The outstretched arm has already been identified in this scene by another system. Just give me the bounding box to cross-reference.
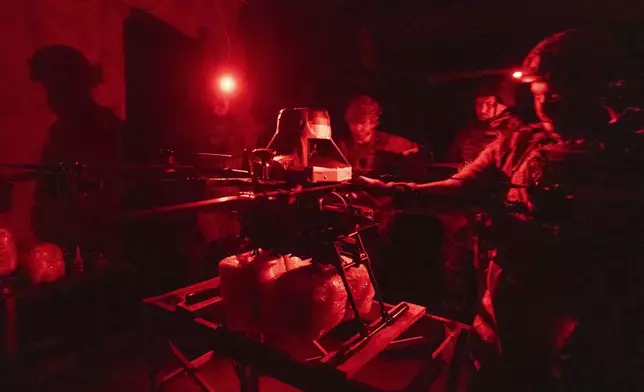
[357,135,502,196]
[357,176,463,195]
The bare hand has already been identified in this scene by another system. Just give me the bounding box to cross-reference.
[356,176,389,188]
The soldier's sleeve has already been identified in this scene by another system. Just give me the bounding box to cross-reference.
[451,133,506,183]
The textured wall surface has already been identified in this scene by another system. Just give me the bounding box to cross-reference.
[0,0,244,246]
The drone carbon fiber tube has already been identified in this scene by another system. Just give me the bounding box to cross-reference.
[129,182,351,218]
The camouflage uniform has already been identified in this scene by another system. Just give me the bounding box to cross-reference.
[441,108,522,315]
[462,124,644,391]
[446,109,523,164]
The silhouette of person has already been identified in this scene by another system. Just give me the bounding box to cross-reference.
[29,45,124,260]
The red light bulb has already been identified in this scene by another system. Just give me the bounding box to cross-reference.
[218,75,236,94]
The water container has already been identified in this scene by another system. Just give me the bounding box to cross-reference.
[219,250,286,333]
[219,250,259,332]
[0,228,17,276]
[255,251,287,331]
[255,251,287,283]
[24,243,65,284]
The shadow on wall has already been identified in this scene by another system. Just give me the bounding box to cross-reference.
[29,45,124,257]
[124,9,221,163]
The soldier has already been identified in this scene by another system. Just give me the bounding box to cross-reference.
[360,29,643,391]
[338,95,419,174]
[442,79,523,318]
[445,79,523,164]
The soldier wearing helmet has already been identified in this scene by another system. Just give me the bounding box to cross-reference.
[338,94,419,173]
[360,29,643,391]
[30,45,124,261]
[446,78,523,164]
[29,45,123,166]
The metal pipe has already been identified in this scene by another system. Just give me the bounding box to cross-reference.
[197,153,233,158]
[129,182,349,218]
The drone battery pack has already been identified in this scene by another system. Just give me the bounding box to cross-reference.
[308,166,352,183]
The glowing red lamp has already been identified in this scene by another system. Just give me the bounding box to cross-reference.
[218,74,237,94]
[512,71,523,79]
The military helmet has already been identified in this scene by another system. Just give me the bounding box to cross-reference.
[515,29,616,91]
[29,45,102,88]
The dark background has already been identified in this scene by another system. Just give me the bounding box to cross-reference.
[1,0,644,245]
[235,0,644,155]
